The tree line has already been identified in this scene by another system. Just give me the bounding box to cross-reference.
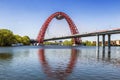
[0,29,30,46]
[43,40,96,46]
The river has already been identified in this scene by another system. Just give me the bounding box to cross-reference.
[0,46,120,80]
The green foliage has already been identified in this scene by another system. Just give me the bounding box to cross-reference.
[0,29,30,46]
[85,41,92,46]
[62,40,72,46]
[14,35,30,45]
[43,42,51,45]
[22,36,30,45]
[43,39,74,46]
[82,41,96,46]
[43,41,59,45]
[14,35,23,43]
[0,29,15,46]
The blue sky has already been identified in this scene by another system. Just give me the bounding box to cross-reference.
[0,0,120,41]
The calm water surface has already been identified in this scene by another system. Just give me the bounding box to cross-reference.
[0,46,120,80]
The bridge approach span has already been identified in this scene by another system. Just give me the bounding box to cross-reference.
[44,28,120,41]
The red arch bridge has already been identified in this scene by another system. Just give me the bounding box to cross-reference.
[35,12,120,47]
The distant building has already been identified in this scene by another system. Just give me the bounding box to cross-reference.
[116,40,120,46]
[91,40,120,46]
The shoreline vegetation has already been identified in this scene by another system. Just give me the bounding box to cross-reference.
[34,39,96,46]
[0,29,120,47]
[0,29,30,47]
[43,40,120,46]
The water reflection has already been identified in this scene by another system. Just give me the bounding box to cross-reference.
[97,47,111,60]
[96,47,120,67]
[38,48,79,80]
[0,53,13,60]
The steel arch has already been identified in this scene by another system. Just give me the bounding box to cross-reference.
[37,12,81,44]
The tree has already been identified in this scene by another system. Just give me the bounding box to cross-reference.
[82,40,96,46]
[0,29,15,46]
[0,29,30,46]
[14,35,30,45]
[14,35,23,43]
[62,40,72,46]
[22,36,30,45]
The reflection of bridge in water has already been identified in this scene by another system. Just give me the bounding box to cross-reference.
[37,47,120,80]
[38,49,79,80]
[96,47,120,67]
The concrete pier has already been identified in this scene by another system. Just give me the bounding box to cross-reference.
[102,35,105,47]
[108,34,111,53]
[97,35,100,47]
[96,34,111,52]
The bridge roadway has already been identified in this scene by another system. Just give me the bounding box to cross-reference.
[44,28,120,52]
[44,28,120,41]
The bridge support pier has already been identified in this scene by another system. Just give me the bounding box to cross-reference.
[96,35,100,51]
[97,35,100,46]
[108,34,111,53]
[102,34,105,57]
[102,35,105,47]
[96,34,111,53]
[102,35,105,52]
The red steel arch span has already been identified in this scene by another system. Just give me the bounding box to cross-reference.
[37,12,81,44]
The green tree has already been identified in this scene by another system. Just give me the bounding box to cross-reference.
[14,35,30,45]
[22,36,30,45]
[14,35,23,43]
[43,41,51,45]
[0,29,15,46]
[0,29,31,46]
[62,40,72,46]
[82,41,95,46]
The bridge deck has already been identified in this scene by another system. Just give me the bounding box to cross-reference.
[44,28,120,41]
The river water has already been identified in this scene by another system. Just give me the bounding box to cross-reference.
[0,46,120,80]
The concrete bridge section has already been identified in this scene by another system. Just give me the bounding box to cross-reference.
[44,28,120,52]
[44,28,120,41]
